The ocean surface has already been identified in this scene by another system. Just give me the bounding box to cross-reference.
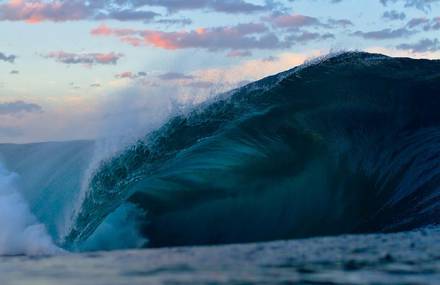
[1,228,439,285]
[0,52,439,284]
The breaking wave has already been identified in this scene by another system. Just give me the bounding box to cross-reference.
[1,52,439,252]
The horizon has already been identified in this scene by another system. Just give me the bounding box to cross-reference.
[1,0,440,143]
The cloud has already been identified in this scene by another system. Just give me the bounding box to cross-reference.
[43,51,123,66]
[327,18,354,28]
[301,0,439,12]
[287,31,335,43]
[0,52,16,63]
[155,18,193,26]
[265,13,323,29]
[91,23,290,51]
[0,0,160,23]
[0,0,278,24]
[9,70,19,75]
[0,101,43,116]
[380,0,440,12]
[406,17,440,30]
[262,56,279,62]
[406,17,430,28]
[115,71,147,80]
[158,72,194,80]
[383,10,406,21]
[264,12,353,31]
[96,9,159,22]
[139,0,273,14]
[353,28,413,40]
[397,38,440,52]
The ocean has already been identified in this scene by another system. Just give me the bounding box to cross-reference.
[0,52,439,284]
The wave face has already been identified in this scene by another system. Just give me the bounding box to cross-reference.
[15,52,440,250]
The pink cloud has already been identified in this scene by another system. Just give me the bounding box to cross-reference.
[91,23,289,51]
[0,0,158,23]
[0,0,90,23]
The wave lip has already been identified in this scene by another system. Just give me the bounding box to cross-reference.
[65,52,440,249]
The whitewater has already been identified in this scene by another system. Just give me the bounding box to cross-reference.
[0,52,439,284]
[0,163,59,256]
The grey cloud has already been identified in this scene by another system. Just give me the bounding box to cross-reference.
[353,27,413,40]
[265,12,352,31]
[96,9,159,22]
[380,0,440,11]
[262,56,279,62]
[0,0,161,22]
[297,0,439,12]
[383,10,406,21]
[158,72,195,80]
[327,18,353,28]
[155,18,193,26]
[265,13,323,29]
[115,71,147,79]
[397,38,440,52]
[140,0,274,14]
[44,51,123,65]
[406,17,440,30]
[0,101,43,116]
[227,50,253,57]
[407,17,430,28]
[0,52,16,63]
[287,31,335,43]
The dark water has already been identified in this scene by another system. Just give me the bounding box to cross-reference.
[1,228,439,285]
[67,52,440,250]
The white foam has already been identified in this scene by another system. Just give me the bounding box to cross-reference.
[0,163,60,256]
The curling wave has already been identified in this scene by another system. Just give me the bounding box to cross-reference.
[2,52,440,251]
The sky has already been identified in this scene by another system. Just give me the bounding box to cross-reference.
[0,0,439,143]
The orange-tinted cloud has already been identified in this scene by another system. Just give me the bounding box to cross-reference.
[91,23,290,51]
[0,0,158,23]
[0,0,89,23]
[0,0,272,24]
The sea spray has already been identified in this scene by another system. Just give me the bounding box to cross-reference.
[0,163,60,256]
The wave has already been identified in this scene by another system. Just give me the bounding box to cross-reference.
[1,52,440,252]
